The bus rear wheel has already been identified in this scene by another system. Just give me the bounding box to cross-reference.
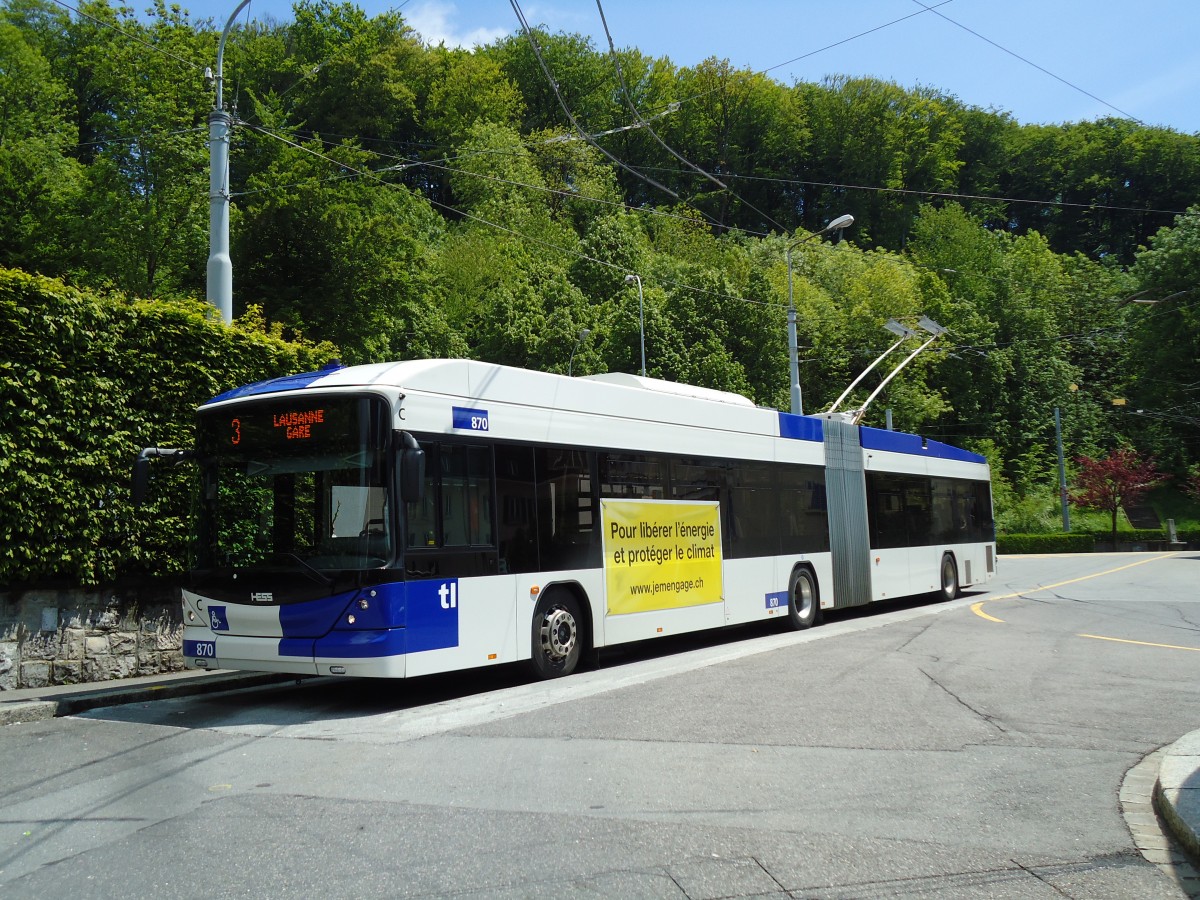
[938,553,959,602]
[530,592,583,679]
[787,568,819,630]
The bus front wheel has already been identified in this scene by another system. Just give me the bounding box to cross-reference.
[938,553,959,602]
[530,592,583,679]
[787,568,819,630]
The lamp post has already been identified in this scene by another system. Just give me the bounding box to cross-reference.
[568,328,591,376]
[786,214,854,414]
[206,0,253,324]
[624,273,646,377]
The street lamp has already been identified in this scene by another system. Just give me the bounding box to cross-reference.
[206,0,253,324]
[624,273,646,377]
[786,214,854,414]
[568,328,591,376]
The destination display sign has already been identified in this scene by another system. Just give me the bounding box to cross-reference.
[199,395,385,459]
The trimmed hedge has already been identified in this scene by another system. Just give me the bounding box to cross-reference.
[999,529,1200,554]
[1078,528,1171,543]
[997,533,1096,554]
[0,268,334,587]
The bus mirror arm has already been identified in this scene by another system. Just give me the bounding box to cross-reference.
[132,447,195,506]
[396,431,425,502]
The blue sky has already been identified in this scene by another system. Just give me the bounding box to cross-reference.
[186,0,1200,134]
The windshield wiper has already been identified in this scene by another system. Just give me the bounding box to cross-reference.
[274,552,333,586]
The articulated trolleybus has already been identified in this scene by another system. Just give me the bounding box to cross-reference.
[143,359,995,680]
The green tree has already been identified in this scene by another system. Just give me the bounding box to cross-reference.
[57,0,213,297]
[0,15,84,274]
[1125,209,1200,468]
[424,46,524,148]
[1070,449,1164,547]
[234,137,463,363]
[799,77,963,249]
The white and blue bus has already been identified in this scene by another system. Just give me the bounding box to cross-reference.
[138,359,995,680]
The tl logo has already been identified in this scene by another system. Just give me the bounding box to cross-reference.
[438,582,458,609]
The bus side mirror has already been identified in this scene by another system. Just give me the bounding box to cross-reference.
[397,431,425,502]
[132,447,194,506]
[132,452,151,506]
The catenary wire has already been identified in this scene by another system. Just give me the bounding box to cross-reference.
[243,122,782,311]
[594,0,790,234]
[47,0,204,72]
[507,0,693,216]
[908,0,1144,124]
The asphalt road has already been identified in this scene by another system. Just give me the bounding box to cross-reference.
[3,552,1200,898]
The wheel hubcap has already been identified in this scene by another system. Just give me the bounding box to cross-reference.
[540,606,577,660]
[794,578,813,618]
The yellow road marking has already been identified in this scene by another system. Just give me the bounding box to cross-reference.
[972,552,1177,624]
[971,602,1005,623]
[1079,634,1200,653]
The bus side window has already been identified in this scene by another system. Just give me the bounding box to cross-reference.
[495,444,538,573]
[778,464,830,554]
[536,447,596,569]
[441,444,494,547]
[728,461,777,558]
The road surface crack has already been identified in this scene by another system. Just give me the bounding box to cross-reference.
[919,667,1009,735]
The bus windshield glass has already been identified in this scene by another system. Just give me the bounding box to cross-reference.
[193,394,392,574]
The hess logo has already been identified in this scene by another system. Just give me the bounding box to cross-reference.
[438,582,458,609]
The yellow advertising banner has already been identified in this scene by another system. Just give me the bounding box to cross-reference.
[602,499,724,615]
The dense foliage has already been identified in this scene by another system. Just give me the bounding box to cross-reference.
[1,0,1198,583]
[0,268,333,585]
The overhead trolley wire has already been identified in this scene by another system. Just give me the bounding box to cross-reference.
[633,166,1198,219]
[594,0,790,234]
[507,0,692,215]
[908,0,1144,125]
[244,121,782,312]
[47,0,205,73]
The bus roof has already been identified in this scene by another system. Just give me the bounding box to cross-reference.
[203,358,985,464]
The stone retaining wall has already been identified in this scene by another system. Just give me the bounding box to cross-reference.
[0,584,183,691]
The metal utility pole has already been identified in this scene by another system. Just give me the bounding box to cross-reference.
[786,214,853,414]
[207,0,252,324]
[1056,407,1071,531]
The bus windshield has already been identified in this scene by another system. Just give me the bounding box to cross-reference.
[193,394,392,575]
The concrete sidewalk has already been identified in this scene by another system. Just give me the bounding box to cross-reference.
[1158,731,1200,866]
[0,668,292,726]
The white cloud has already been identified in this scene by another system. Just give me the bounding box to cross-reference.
[405,1,509,50]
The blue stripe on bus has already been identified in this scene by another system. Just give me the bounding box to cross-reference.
[279,638,313,658]
[403,578,460,653]
[315,628,407,659]
[778,413,824,442]
[860,427,986,464]
[183,639,216,658]
[765,591,788,610]
[279,593,357,638]
[272,578,457,660]
[203,368,333,404]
